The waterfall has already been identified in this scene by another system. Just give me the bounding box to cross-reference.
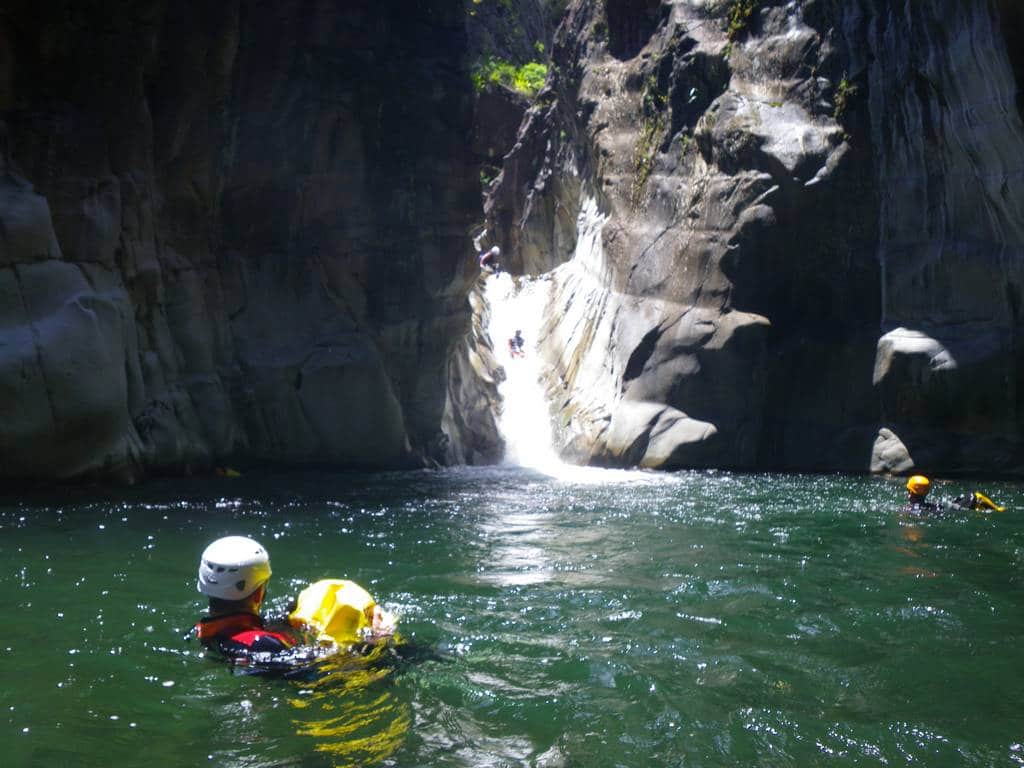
[480,189,672,483]
[485,270,615,483]
[483,272,561,471]
[481,211,663,483]
[482,272,672,485]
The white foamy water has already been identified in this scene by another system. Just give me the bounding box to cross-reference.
[483,271,664,486]
[484,272,560,470]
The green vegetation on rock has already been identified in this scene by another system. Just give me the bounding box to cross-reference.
[631,114,665,209]
[643,74,667,111]
[631,60,670,209]
[472,57,549,97]
[727,0,758,41]
[833,73,858,120]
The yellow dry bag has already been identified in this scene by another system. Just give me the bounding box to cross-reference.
[972,491,1006,512]
[289,579,376,645]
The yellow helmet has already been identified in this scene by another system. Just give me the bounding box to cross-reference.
[906,475,930,496]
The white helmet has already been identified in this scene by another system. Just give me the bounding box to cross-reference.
[490,245,500,255]
[197,536,271,600]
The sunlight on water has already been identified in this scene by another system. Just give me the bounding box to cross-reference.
[1,469,1022,767]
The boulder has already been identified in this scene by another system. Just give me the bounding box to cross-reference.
[870,428,915,474]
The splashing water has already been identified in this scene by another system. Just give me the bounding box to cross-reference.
[481,194,656,484]
[484,272,560,470]
[483,271,656,485]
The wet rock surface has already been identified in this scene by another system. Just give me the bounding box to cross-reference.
[486,0,1024,474]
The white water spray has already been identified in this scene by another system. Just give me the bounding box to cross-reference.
[480,195,671,485]
[483,270,661,485]
[484,272,561,470]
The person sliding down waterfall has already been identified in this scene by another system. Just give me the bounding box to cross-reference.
[473,229,500,274]
[508,329,525,358]
[479,244,500,274]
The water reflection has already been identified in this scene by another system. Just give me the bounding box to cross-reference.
[476,507,554,587]
[289,646,410,767]
[893,518,940,578]
[472,469,688,590]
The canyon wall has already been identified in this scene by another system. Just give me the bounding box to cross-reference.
[485,0,1024,474]
[2,0,1022,482]
[0,0,486,481]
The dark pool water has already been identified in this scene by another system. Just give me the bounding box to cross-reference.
[2,467,1023,767]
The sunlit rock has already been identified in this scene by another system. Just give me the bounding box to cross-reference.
[483,0,1024,475]
[870,427,914,474]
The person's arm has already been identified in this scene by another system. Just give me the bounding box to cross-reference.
[246,632,294,654]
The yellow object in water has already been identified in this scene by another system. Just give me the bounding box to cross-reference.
[289,579,377,645]
[972,491,1006,512]
[905,475,930,496]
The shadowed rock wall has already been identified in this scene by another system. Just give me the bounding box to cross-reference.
[840,0,1024,474]
[485,0,1024,475]
[0,0,482,481]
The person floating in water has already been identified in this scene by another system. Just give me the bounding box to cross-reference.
[901,475,1006,515]
[902,475,937,513]
[289,578,396,648]
[194,536,396,667]
[194,536,298,658]
[508,329,525,358]
[479,245,500,274]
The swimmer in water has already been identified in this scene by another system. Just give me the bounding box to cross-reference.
[194,536,299,659]
[194,536,396,669]
[901,475,1006,515]
[902,475,938,514]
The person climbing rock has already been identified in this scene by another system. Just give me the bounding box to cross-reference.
[508,329,525,358]
[194,536,299,659]
[479,245,500,274]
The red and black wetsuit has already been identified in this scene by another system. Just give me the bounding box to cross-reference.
[195,612,297,657]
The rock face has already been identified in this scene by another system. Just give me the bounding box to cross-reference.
[0,1,484,481]
[485,0,1024,474]
[847,0,1024,474]
[441,281,505,465]
[3,0,1023,482]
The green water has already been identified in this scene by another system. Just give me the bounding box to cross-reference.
[2,467,1023,767]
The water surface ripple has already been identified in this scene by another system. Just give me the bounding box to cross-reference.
[2,468,1022,767]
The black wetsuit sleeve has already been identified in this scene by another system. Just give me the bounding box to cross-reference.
[246,634,291,654]
[214,632,293,658]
